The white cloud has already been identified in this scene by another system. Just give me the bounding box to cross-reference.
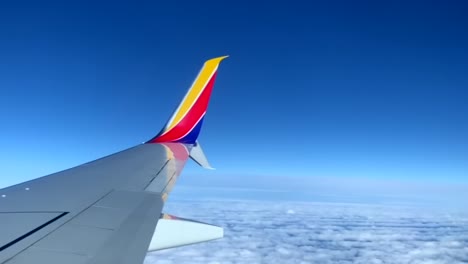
[287,209,295,214]
[145,200,468,264]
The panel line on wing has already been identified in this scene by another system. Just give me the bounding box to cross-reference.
[144,159,170,191]
[0,212,68,252]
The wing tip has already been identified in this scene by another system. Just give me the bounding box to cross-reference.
[207,55,229,64]
[146,55,228,144]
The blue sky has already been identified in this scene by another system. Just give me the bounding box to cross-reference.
[0,1,467,192]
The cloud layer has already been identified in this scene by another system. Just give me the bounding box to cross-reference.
[145,200,468,264]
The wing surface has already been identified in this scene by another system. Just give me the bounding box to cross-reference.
[0,56,227,264]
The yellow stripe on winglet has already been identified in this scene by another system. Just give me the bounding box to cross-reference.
[165,56,229,132]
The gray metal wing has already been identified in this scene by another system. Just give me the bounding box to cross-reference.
[0,56,228,264]
[0,143,185,264]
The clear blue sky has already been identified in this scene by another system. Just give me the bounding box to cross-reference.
[0,0,467,188]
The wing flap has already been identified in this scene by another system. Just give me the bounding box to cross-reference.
[7,247,87,264]
[148,214,223,251]
[4,191,163,264]
[87,191,163,264]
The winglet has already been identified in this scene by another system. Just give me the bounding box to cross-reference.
[147,56,228,144]
[189,141,215,170]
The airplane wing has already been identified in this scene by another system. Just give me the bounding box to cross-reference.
[0,56,228,264]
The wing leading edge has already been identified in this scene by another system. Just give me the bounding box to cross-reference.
[0,56,228,264]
